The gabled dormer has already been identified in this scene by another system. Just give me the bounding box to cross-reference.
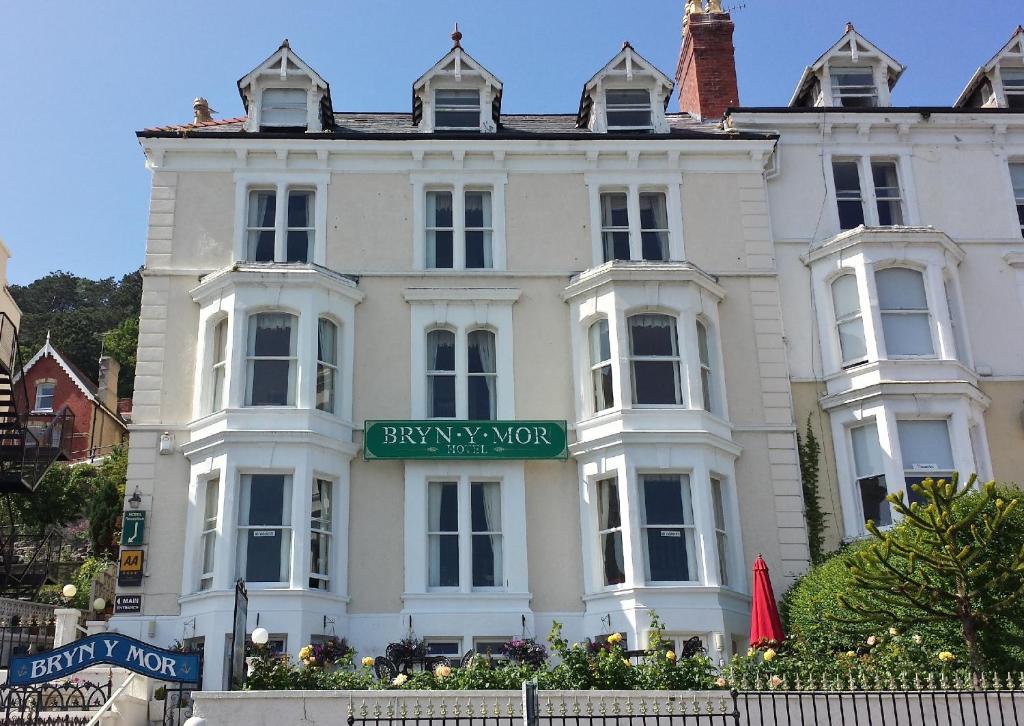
[790,23,904,108]
[955,26,1024,109]
[577,43,673,132]
[412,27,502,133]
[238,40,333,133]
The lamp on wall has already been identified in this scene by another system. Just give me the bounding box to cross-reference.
[128,487,142,509]
[61,584,77,605]
[92,598,106,613]
[159,431,174,455]
[251,627,270,646]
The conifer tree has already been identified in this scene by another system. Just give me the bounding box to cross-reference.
[838,474,1024,685]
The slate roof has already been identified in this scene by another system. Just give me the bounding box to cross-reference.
[139,112,776,141]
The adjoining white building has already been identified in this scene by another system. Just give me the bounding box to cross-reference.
[111,7,1024,689]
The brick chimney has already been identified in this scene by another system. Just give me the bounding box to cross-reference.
[675,4,740,121]
[97,356,120,412]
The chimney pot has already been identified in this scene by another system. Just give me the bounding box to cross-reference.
[676,9,740,121]
[192,97,214,125]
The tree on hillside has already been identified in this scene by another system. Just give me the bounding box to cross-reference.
[10,269,142,397]
[839,474,1024,684]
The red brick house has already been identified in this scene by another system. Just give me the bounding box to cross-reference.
[14,335,128,461]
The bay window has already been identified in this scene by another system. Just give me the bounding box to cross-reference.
[696,320,713,412]
[199,476,219,591]
[316,318,338,413]
[309,478,332,590]
[876,267,933,357]
[428,480,503,589]
[641,474,697,582]
[210,319,228,413]
[831,274,867,366]
[851,422,890,526]
[628,314,681,405]
[596,477,625,586]
[710,477,729,587]
[1011,163,1024,237]
[237,474,292,584]
[246,313,297,406]
[589,319,614,413]
[467,330,497,420]
[897,420,954,504]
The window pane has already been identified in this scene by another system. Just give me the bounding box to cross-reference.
[831,275,860,319]
[859,475,892,526]
[429,482,459,531]
[645,527,695,581]
[832,162,864,228]
[639,193,668,261]
[205,479,220,520]
[429,377,456,418]
[606,89,652,127]
[881,313,933,355]
[632,361,680,404]
[876,268,927,310]
[246,190,276,262]
[426,191,454,268]
[589,320,610,364]
[601,532,625,585]
[288,190,312,228]
[597,478,620,529]
[261,88,307,127]
[837,319,867,363]
[643,475,692,525]
[837,201,866,229]
[427,330,455,371]
[286,231,310,262]
[851,423,883,478]
[309,532,329,588]
[467,330,496,373]
[312,479,332,528]
[465,191,491,228]
[428,482,459,588]
[1011,163,1024,195]
[601,193,630,261]
[318,319,337,366]
[250,360,291,405]
[245,530,286,582]
[246,475,286,526]
[435,89,480,128]
[471,482,501,588]
[897,420,954,471]
[629,315,677,356]
[593,366,614,411]
[247,190,276,227]
[251,314,294,356]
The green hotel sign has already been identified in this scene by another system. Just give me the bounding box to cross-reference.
[364,420,568,460]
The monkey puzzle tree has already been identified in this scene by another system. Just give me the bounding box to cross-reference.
[839,474,1024,685]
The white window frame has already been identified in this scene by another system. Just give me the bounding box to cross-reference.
[309,477,333,591]
[433,88,482,130]
[426,477,504,592]
[604,87,654,130]
[423,187,498,270]
[589,319,615,414]
[830,273,868,368]
[259,87,309,128]
[33,380,55,413]
[639,472,699,584]
[245,311,299,407]
[198,476,220,591]
[585,174,684,267]
[709,475,730,588]
[466,329,498,421]
[830,67,879,107]
[596,475,625,588]
[233,173,329,266]
[209,317,229,414]
[1002,69,1024,109]
[628,313,682,407]
[236,472,293,587]
[412,174,507,271]
[425,639,462,657]
[896,418,955,503]
[316,317,339,414]
[849,421,891,528]
[695,319,714,413]
[832,158,866,230]
[1010,162,1024,238]
[874,265,935,359]
[870,159,904,226]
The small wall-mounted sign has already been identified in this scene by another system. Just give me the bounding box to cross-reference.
[114,594,142,614]
[121,511,146,546]
[364,420,568,460]
[118,549,144,586]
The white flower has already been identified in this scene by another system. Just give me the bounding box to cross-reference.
[392,673,408,686]
[866,636,878,646]
[912,635,923,645]
[888,627,899,637]
[769,675,783,688]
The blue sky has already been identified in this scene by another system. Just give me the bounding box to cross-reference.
[1,1,1020,285]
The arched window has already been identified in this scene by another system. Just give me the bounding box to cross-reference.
[628,314,680,405]
[696,320,713,413]
[831,274,867,366]
[427,330,456,418]
[467,330,497,420]
[209,319,228,413]
[589,320,614,413]
[245,312,297,406]
[876,267,933,356]
[316,318,338,413]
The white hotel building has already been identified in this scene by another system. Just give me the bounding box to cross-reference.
[111,5,1024,688]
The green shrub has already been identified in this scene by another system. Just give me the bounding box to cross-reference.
[780,484,1024,672]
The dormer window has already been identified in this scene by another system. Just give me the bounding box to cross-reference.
[1004,69,1024,109]
[260,88,307,129]
[434,89,481,129]
[605,89,652,129]
[830,69,877,107]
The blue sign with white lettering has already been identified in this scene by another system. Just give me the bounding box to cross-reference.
[8,633,201,685]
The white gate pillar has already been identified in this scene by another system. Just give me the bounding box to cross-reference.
[53,608,82,647]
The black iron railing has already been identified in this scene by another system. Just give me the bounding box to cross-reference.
[0,675,111,726]
[0,622,56,669]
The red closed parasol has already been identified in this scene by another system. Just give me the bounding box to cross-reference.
[749,554,785,647]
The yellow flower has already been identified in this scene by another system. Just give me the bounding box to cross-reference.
[938,651,956,663]
[888,628,899,637]
[769,675,783,688]
[913,635,923,645]
[763,648,776,662]
[621,658,631,667]
[434,664,452,678]
[392,673,408,686]
[298,645,314,661]
[845,651,856,658]
[665,650,677,662]
[361,656,375,667]
[608,632,623,645]
[747,648,755,657]
[715,677,728,688]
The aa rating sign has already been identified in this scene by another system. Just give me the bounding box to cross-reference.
[121,511,146,546]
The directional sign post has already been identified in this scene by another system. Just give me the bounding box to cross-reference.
[121,511,146,546]
[364,420,568,460]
